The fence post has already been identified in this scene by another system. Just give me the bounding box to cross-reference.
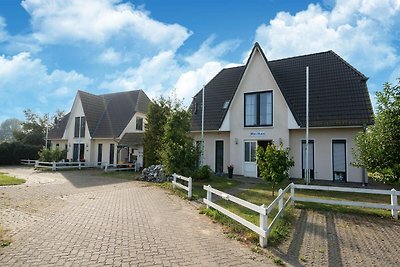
[278,188,283,212]
[52,161,56,171]
[35,160,38,168]
[105,164,108,172]
[391,189,398,220]
[172,174,176,189]
[188,177,192,198]
[290,183,295,207]
[206,185,212,209]
[259,204,268,248]
[78,161,81,170]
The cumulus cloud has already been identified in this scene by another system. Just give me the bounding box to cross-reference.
[0,52,92,117]
[98,48,124,65]
[21,0,191,51]
[254,0,400,73]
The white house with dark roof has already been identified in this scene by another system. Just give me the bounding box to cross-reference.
[48,90,151,167]
[190,43,373,183]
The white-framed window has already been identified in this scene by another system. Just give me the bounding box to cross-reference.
[244,91,273,127]
[244,141,256,162]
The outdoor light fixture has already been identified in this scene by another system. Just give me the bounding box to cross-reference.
[235,138,238,145]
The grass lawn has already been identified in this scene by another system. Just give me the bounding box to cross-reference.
[103,171,141,181]
[0,172,25,186]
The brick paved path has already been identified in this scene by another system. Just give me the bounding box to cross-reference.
[0,167,271,266]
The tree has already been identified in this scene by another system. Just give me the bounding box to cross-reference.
[0,118,21,142]
[353,79,400,183]
[13,109,65,146]
[256,143,294,196]
[143,97,172,167]
[161,103,199,176]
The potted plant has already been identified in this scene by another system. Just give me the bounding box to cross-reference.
[227,164,234,178]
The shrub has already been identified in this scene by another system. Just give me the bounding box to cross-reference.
[191,165,212,180]
[38,147,67,162]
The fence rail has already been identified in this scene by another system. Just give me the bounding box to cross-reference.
[172,174,192,198]
[35,161,94,171]
[104,163,138,172]
[292,184,399,220]
[20,159,36,165]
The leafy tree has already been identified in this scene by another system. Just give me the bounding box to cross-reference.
[0,118,21,142]
[353,79,400,183]
[161,103,199,176]
[256,143,294,196]
[143,98,172,167]
[13,109,65,146]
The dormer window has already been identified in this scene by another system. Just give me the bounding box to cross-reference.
[244,91,273,127]
[223,100,230,109]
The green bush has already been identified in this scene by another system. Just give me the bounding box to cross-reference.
[0,142,40,165]
[191,165,212,180]
[38,147,67,162]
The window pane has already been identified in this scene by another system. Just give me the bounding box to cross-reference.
[80,117,85,137]
[245,142,250,162]
[260,92,272,125]
[245,94,257,126]
[250,142,256,162]
[74,117,80,137]
[136,117,143,130]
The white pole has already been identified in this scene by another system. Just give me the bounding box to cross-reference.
[201,85,205,166]
[305,66,310,185]
[78,117,81,163]
[45,124,49,148]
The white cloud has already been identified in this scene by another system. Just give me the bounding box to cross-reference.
[0,16,9,42]
[21,0,191,51]
[98,48,123,65]
[0,52,92,117]
[254,0,400,73]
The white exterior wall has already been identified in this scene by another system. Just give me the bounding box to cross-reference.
[50,140,68,150]
[289,128,364,182]
[118,112,146,138]
[228,48,291,176]
[62,95,92,162]
[90,139,118,165]
[192,132,230,173]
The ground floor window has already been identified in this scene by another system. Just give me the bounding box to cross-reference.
[244,141,256,162]
[109,144,115,164]
[302,140,315,179]
[332,140,346,182]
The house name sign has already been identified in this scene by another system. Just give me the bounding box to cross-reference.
[250,131,266,136]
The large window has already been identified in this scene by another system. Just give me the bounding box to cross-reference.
[74,116,86,138]
[244,91,272,127]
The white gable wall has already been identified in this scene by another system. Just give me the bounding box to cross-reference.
[63,94,92,162]
[228,48,291,176]
[118,111,147,138]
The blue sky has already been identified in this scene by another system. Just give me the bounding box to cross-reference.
[0,0,399,123]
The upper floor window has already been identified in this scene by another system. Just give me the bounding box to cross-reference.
[244,91,273,127]
[74,116,86,138]
[136,117,143,131]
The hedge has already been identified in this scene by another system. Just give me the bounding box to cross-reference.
[0,142,41,165]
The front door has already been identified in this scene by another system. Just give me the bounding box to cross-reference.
[243,141,257,177]
[215,140,224,174]
[332,140,346,182]
[302,140,315,179]
[73,144,85,162]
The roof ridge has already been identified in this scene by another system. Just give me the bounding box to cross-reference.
[99,89,141,97]
[269,50,332,62]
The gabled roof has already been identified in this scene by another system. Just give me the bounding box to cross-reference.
[48,90,151,139]
[48,113,70,139]
[190,43,373,131]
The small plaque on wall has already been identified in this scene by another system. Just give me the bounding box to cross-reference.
[250,131,265,136]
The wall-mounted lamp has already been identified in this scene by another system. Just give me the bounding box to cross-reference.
[235,138,238,145]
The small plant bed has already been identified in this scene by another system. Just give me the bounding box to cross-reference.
[160,175,241,200]
[0,172,25,186]
[103,171,141,181]
[201,180,294,248]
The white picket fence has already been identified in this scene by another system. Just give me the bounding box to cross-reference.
[35,161,93,170]
[203,182,400,247]
[203,184,292,247]
[291,184,400,220]
[172,173,192,198]
[20,159,36,165]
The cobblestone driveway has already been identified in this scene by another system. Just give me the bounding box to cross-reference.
[0,167,270,266]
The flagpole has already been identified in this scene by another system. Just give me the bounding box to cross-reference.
[201,85,205,166]
[305,66,309,184]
